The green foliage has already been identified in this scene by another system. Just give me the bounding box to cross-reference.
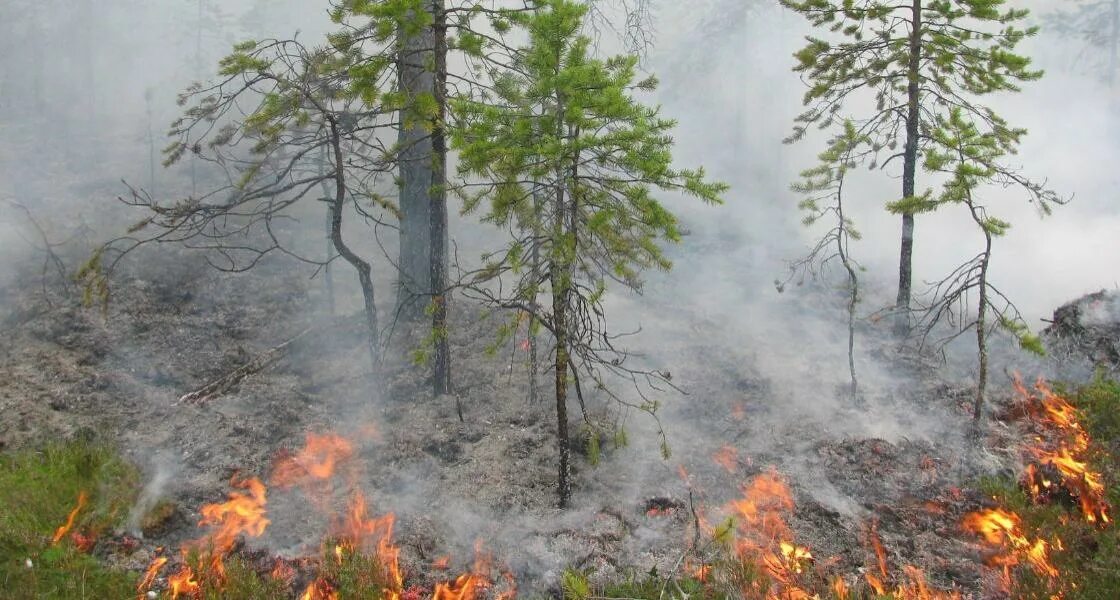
[311,543,400,600]
[782,0,1047,223]
[584,426,602,466]
[562,568,592,600]
[0,439,140,599]
[452,0,726,296]
[74,247,109,312]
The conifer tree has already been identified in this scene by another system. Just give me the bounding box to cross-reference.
[908,107,1056,423]
[781,0,1043,331]
[781,120,869,394]
[451,0,726,507]
[330,0,524,397]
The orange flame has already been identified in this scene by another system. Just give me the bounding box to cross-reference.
[962,508,1059,592]
[154,475,270,597]
[69,530,97,553]
[270,559,295,584]
[300,579,339,600]
[168,564,201,599]
[195,475,270,560]
[325,491,402,600]
[721,470,815,598]
[137,556,168,599]
[713,445,738,474]
[272,433,357,510]
[52,490,88,545]
[431,543,512,600]
[1016,376,1111,524]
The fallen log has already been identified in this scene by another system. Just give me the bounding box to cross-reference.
[176,327,313,405]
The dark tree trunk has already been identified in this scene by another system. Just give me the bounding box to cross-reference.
[430,0,451,397]
[551,94,572,508]
[328,122,378,370]
[552,187,572,509]
[396,9,438,322]
[895,0,922,334]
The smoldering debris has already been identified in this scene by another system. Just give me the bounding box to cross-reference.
[1044,289,1120,372]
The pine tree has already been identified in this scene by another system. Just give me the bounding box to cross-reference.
[782,120,869,394]
[330,0,518,398]
[451,0,726,507]
[908,107,1057,423]
[781,0,1043,332]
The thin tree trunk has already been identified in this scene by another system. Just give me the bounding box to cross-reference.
[552,191,572,509]
[835,177,858,394]
[552,93,572,508]
[319,147,336,315]
[895,0,922,334]
[971,203,992,424]
[396,10,437,322]
[430,0,452,398]
[528,190,542,404]
[328,121,378,370]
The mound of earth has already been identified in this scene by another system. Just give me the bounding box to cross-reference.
[1043,289,1120,371]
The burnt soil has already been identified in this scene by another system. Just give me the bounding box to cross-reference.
[0,239,1044,598]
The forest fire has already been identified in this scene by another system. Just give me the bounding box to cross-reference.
[135,431,515,599]
[713,445,738,473]
[51,490,88,545]
[1015,377,1111,524]
[961,508,1058,591]
[271,432,357,511]
[715,470,815,598]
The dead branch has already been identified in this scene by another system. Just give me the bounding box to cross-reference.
[176,326,313,405]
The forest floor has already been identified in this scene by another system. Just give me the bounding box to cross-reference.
[0,236,1058,598]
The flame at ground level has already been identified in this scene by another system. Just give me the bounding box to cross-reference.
[51,490,88,545]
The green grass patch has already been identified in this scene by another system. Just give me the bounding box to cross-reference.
[0,437,140,599]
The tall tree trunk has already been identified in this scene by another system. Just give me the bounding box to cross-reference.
[328,121,379,370]
[552,94,572,508]
[895,0,922,334]
[430,0,452,397]
[552,185,572,509]
[396,9,437,322]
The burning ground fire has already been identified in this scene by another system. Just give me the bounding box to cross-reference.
[44,377,1108,599]
[1014,376,1111,525]
[136,432,515,599]
[679,377,1111,599]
